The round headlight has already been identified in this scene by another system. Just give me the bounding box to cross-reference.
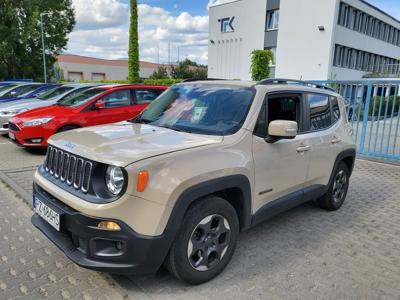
[105,166,125,195]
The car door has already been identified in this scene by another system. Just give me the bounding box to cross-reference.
[83,88,133,126]
[252,93,310,213]
[128,88,164,118]
[303,93,342,189]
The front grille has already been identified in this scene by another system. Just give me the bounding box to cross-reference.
[44,146,93,193]
[2,123,8,129]
[8,122,20,132]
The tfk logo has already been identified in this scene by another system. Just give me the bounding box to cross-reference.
[218,16,235,33]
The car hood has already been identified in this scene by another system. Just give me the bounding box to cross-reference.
[49,122,224,166]
[0,99,56,111]
[12,105,73,122]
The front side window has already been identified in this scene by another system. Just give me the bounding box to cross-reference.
[100,89,132,108]
[135,89,164,105]
[135,84,255,135]
[254,94,300,138]
[307,94,332,131]
[266,10,279,31]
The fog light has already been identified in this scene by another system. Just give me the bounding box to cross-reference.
[97,221,121,231]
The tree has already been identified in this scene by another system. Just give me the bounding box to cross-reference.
[150,66,169,79]
[128,0,140,83]
[250,49,274,81]
[170,59,207,79]
[0,0,75,81]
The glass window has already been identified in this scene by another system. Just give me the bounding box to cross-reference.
[135,84,255,136]
[100,89,132,108]
[135,89,163,104]
[1,84,41,98]
[254,100,267,138]
[266,10,279,31]
[37,86,74,101]
[56,88,105,107]
[307,94,332,131]
[331,97,341,123]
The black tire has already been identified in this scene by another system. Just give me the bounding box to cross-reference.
[57,125,80,133]
[318,162,350,211]
[164,196,239,285]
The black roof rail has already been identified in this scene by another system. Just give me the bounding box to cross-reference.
[181,78,227,83]
[258,78,335,92]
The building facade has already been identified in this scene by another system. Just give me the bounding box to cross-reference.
[56,55,170,81]
[208,0,400,81]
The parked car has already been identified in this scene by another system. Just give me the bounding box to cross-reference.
[0,82,22,95]
[30,79,356,284]
[0,84,100,134]
[8,84,167,147]
[0,83,60,103]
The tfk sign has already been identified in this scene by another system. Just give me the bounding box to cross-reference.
[218,16,235,33]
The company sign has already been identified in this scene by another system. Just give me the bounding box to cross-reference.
[219,16,235,33]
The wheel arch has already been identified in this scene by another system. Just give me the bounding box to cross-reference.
[56,124,81,133]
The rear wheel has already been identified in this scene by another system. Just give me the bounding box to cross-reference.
[164,196,239,285]
[57,125,80,133]
[318,162,350,211]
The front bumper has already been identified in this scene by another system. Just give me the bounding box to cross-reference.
[8,122,51,147]
[31,183,171,275]
[0,115,12,133]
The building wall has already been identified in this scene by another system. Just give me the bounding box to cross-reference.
[59,62,128,81]
[275,0,338,80]
[208,0,268,80]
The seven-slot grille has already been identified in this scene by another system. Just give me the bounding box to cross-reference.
[44,146,93,193]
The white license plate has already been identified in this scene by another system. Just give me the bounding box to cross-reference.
[35,198,60,231]
[8,132,15,140]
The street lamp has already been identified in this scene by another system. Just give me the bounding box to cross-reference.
[40,12,50,83]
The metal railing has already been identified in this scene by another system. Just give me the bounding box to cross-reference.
[363,64,400,78]
[311,80,400,161]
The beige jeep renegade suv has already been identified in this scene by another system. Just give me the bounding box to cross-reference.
[32,79,356,284]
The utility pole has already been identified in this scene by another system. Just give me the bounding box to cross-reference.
[157,46,160,64]
[178,46,180,63]
[168,42,171,65]
[40,13,49,83]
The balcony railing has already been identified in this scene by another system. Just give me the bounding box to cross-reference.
[363,64,400,78]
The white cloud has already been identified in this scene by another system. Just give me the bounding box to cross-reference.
[66,0,209,65]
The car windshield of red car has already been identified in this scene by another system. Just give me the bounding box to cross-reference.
[56,88,105,107]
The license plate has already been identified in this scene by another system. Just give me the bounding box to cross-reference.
[34,197,60,231]
[8,132,15,140]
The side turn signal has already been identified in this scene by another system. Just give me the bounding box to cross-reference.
[137,170,149,192]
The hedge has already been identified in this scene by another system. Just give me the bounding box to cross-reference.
[368,96,400,117]
[76,78,183,86]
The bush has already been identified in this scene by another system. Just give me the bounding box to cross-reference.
[251,49,274,81]
[77,78,182,86]
[368,96,400,117]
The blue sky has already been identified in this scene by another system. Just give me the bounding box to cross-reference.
[66,0,400,65]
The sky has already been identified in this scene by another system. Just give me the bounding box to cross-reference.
[65,0,400,65]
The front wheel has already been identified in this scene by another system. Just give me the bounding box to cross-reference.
[318,162,350,211]
[164,196,239,285]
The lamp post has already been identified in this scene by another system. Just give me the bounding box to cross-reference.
[40,12,49,83]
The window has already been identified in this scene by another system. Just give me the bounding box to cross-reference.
[254,94,300,138]
[266,10,279,31]
[307,94,331,131]
[135,89,163,104]
[331,97,341,123]
[101,89,132,108]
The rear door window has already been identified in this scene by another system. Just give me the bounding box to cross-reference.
[306,94,332,131]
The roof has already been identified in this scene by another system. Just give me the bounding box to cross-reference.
[57,54,172,69]
[358,0,400,25]
[182,80,256,88]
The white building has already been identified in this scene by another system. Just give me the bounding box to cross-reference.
[56,54,170,81]
[208,0,400,81]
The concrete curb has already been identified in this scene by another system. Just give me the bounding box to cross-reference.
[0,169,32,205]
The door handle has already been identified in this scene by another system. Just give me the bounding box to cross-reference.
[296,145,311,153]
[331,136,342,144]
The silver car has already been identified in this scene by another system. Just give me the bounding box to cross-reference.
[0,83,99,134]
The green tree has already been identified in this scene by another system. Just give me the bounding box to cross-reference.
[0,0,75,81]
[170,59,207,79]
[128,0,140,83]
[150,66,169,79]
[250,49,274,81]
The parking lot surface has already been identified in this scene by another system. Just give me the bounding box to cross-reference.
[1,134,400,299]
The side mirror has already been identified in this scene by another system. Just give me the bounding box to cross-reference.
[267,120,298,142]
[94,101,106,109]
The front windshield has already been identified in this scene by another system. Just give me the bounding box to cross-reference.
[0,84,18,94]
[37,86,74,101]
[1,85,41,98]
[56,88,104,107]
[135,84,255,135]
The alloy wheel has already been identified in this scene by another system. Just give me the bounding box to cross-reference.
[332,170,347,204]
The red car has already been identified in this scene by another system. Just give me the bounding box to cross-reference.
[8,84,167,147]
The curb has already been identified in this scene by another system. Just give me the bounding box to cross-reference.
[0,169,32,205]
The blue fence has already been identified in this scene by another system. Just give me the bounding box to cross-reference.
[312,80,400,161]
